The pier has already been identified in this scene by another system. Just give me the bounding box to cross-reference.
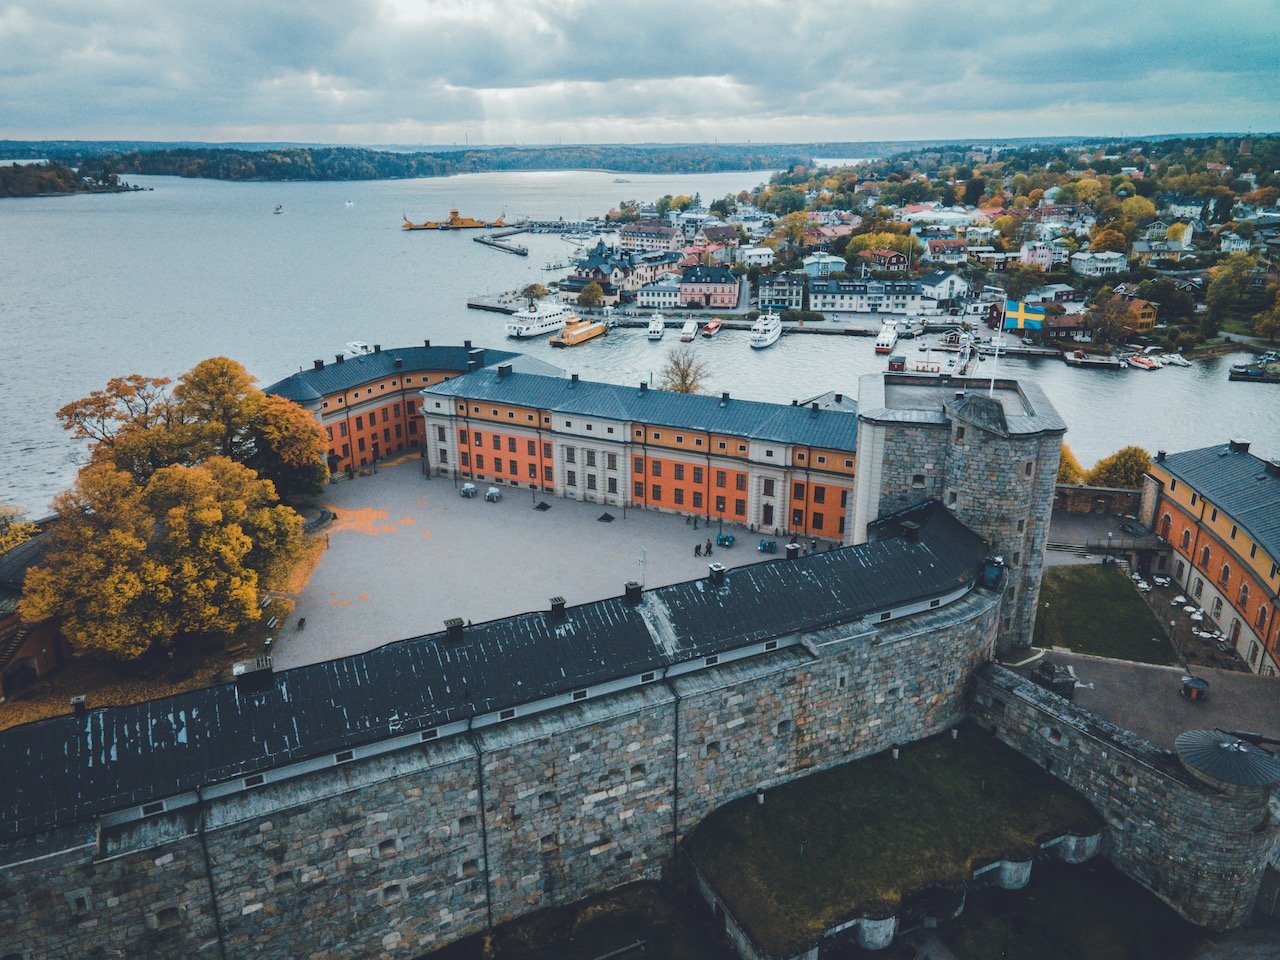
[474,233,529,256]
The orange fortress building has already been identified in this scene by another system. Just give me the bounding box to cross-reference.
[1142,440,1280,674]
[420,367,859,541]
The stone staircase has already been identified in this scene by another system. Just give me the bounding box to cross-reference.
[0,627,29,675]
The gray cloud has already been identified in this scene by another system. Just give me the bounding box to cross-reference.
[1,0,1277,142]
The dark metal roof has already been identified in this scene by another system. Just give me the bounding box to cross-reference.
[425,370,858,452]
[945,394,1010,438]
[1159,444,1280,562]
[262,345,538,405]
[1175,729,1280,786]
[0,508,984,840]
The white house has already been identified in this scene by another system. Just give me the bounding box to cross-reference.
[1220,232,1251,254]
[636,272,683,310]
[918,270,971,303]
[736,245,777,268]
[808,278,940,316]
[1070,251,1128,277]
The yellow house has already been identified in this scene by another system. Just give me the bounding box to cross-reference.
[1126,297,1158,333]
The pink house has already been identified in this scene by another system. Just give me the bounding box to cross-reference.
[1019,241,1055,272]
[678,265,739,308]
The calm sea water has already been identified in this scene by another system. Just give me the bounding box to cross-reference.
[1,171,1276,513]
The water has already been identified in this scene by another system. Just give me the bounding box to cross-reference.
[1,171,1276,513]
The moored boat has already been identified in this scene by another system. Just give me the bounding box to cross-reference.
[550,316,607,347]
[701,318,723,338]
[1163,353,1191,367]
[1063,350,1127,369]
[749,313,782,349]
[505,300,575,338]
[647,315,666,341]
[874,320,899,355]
[402,209,507,230]
[1128,355,1159,370]
[679,320,698,342]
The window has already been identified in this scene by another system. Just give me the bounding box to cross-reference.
[841,489,849,508]
[693,492,703,508]
[1193,578,1203,598]
[461,860,480,879]
[1230,524,1237,540]
[764,640,778,651]
[674,463,684,480]
[1220,564,1230,587]
[763,478,775,497]
[244,773,265,788]
[705,655,719,666]
[566,447,576,464]
[572,689,588,702]
[652,485,662,501]
[716,470,727,488]
[793,482,805,500]
[674,488,684,505]
[436,425,446,442]
[339,421,348,436]
[607,453,617,470]
[812,513,823,530]
[566,470,576,487]
[141,800,165,816]
[715,495,725,512]
[813,486,825,504]
[495,458,504,474]
[334,750,354,764]
[461,452,470,467]
[528,463,537,479]
[1211,508,1218,522]
[634,481,645,498]
[607,477,618,494]
[508,459,517,474]
[1200,546,1211,567]
[1170,478,1178,491]
[381,408,389,422]
[586,450,596,468]
[792,508,804,526]
[1181,529,1191,550]
[491,434,500,450]
[1024,461,1033,478]
[499,708,516,721]
[735,498,745,516]
[706,740,722,756]
[911,473,925,488]
[736,474,746,491]
[156,906,182,930]
[651,461,662,477]
[543,465,553,482]
[379,839,399,857]
[1017,519,1026,533]
[776,719,793,736]
[1239,584,1250,609]
[640,671,656,683]
[1257,607,1268,631]
[1212,597,1223,619]
[507,436,516,453]
[693,466,704,484]
[1191,493,1198,505]
[634,457,644,474]
[955,426,965,442]
[355,415,364,430]
[587,474,597,491]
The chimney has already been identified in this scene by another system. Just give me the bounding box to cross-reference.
[834,393,843,403]
[498,363,512,379]
[70,695,87,716]
[720,391,730,406]
[954,390,965,399]
[902,520,920,543]
[570,373,579,386]
[373,344,382,353]
[810,402,819,416]
[444,617,465,642]
[791,399,798,406]
[1156,450,1166,462]
[639,382,648,394]
[313,359,325,370]
[232,656,274,691]
[464,340,473,349]
[1229,438,1250,454]
[335,354,345,364]
[708,562,727,584]
[424,339,431,348]
[549,596,567,622]
[624,581,643,605]
[394,358,403,369]
[1266,460,1280,478]
[786,542,801,560]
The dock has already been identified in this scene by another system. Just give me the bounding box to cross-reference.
[1228,364,1280,383]
[1063,352,1127,369]
[474,234,529,257]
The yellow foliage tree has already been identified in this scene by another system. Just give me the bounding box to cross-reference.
[1086,446,1152,489]
[1057,445,1085,484]
[0,504,38,554]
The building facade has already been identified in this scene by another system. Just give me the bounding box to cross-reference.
[679,265,740,309]
[420,368,859,541]
[1141,441,1280,674]
[808,278,937,317]
[619,220,682,252]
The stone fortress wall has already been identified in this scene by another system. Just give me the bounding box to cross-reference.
[0,593,999,960]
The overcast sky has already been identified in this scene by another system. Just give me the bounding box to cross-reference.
[3,0,1277,145]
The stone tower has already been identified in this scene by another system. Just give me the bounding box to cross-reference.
[851,373,1065,652]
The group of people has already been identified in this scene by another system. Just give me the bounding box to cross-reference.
[694,538,715,558]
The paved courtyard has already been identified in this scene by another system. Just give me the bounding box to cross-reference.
[276,456,789,668]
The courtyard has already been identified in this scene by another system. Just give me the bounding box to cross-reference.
[277,455,785,668]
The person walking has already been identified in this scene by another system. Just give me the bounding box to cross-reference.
[695,543,702,557]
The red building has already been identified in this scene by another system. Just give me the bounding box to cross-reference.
[0,532,69,701]
[859,249,909,272]
[678,265,740,309]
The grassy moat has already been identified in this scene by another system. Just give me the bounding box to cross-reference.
[684,725,1104,957]
[1033,564,1179,665]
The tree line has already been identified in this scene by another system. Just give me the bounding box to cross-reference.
[0,159,139,197]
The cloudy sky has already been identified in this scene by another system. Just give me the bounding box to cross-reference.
[2,0,1277,145]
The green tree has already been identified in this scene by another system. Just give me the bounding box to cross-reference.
[1204,253,1256,336]
[0,505,38,554]
[1085,293,1133,345]
[775,211,810,248]
[962,177,986,206]
[1086,446,1152,489]
[1002,264,1044,301]
[577,282,604,308]
[1135,278,1194,324]
[659,345,709,394]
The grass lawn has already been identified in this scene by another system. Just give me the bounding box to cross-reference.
[1034,564,1178,665]
[0,534,327,731]
[684,726,1103,959]
[941,859,1206,960]
[422,881,731,960]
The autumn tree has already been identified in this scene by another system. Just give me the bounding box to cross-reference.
[20,458,302,661]
[1089,227,1129,254]
[1204,253,1257,336]
[1086,446,1152,489]
[1002,263,1044,301]
[775,211,810,248]
[577,282,605,308]
[246,394,329,501]
[0,505,38,554]
[1253,300,1280,342]
[520,283,548,301]
[1085,293,1133,345]
[660,346,709,395]
[1057,446,1085,484]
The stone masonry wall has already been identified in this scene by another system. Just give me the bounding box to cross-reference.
[873,423,950,520]
[0,595,999,960]
[971,664,1280,930]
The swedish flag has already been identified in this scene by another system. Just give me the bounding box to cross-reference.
[1003,299,1045,330]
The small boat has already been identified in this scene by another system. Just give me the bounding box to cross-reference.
[543,259,572,271]
[550,316,607,348]
[273,204,283,215]
[679,320,698,342]
[749,313,782,349]
[1063,350,1126,369]
[701,318,723,338]
[647,316,666,341]
[343,341,373,357]
[1163,353,1191,367]
[505,300,575,339]
[874,320,899,355]
[1128,355,1160,370]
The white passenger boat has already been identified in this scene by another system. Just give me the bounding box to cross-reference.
[647,315,666,340]
[748,313,782,349]
[505,299,574,338]
[874,320,899,355]
[1163,353,1191,367]
[680,320,698,342]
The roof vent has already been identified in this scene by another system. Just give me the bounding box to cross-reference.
[786,542,801,560]
[834,393,843,403]
[444,617,465,642]
[791,399,798,406]
[335,354,345,364]
[374,344,382,353]
[721,391,730,406]
[313,359,324,370]
[232,656,274,691]
[708,562,727,584]
[549,596,567,622]
[902,520,920,543]
[570,373,579,386]
[498,363,512,379]
[1229,438,1251,453]
[954,390,965,399]
[624,581,643,605]
[424,339,431,348]
[639,382,648,394]
[70,695,87,716]
[1156,449,1166,462]
[810,402,819,416]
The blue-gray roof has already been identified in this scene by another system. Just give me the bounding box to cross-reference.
[262,345,540,405]
[424,369,858,452]
[1160,444,1280,562]
[0,505,985,840]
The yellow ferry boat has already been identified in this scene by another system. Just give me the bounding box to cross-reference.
[549,316,607,348]
[401,209,508,230]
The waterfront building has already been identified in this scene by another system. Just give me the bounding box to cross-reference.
[619,220,682,252]
[636,272,682,310]
[800,251,846,278]
[421,368,858,541]
[678,264,740,309]
[924,238,968,265]
[264,343,558,477]
[808,277,938,317]
[1142,441,1280,674]
[758,272,805,312]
